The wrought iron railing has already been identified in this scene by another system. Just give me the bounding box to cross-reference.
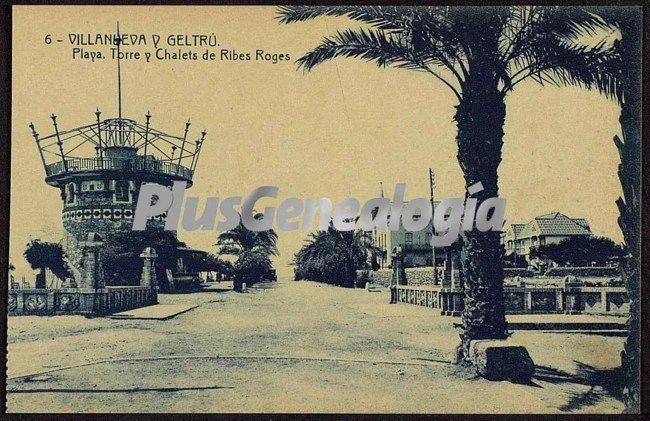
[45,157,194,180]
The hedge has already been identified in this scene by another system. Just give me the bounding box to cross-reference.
[503,268,536,278]
[544,267,621,277]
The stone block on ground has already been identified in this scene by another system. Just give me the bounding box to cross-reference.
[469,339,535,382]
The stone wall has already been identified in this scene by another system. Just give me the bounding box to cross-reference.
[404,267,436,286]
[7,286,156,316]
[360,269,391,287]
[360,267,436,287]
[391,284,629,316]
[59,175,170,276]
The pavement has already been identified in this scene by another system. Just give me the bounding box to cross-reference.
[6,279,626,413]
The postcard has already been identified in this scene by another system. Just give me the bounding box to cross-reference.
[4,5,643,414]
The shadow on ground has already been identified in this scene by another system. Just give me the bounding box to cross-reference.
[533,362,624,412]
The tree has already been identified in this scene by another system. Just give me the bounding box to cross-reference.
[234,249,274,287]
[23,239,72,288]
[503,253,527,269]
[102,228,183,289]
[188,252,234,281]
[569,8,641,412]
[278,5,616,356]
[529,236,623,267]
[216,217,279,259]
[216,214,278,291]
[293,222,382,288]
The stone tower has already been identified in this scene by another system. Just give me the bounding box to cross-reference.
[30,113,206,278]
[30,24,207,283]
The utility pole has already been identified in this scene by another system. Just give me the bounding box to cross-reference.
[429,168,437,284]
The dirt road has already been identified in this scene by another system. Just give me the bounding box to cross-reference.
[7,280,625,413]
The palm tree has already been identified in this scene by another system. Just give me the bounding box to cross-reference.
[216,214,278,290]
[216,220,279,259]
[278,5,616,357]
[294,222,382,287]
[568,8,641,412]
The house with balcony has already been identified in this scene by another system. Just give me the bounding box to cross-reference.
[502,212,592,260]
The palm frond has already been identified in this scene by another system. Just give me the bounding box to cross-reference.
[296,27,417,71]
[296,27,462,99]
[537,6,614,40]
[277,5,409,30]
[511,33,621,100]
[216,244,242,256]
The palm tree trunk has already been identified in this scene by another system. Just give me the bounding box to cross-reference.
[616,20,641,413]
[455,77,508,359]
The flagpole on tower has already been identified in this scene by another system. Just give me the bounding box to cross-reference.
[114,22,124,146]
[116,21,122,122]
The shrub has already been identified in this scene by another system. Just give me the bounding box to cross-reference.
[234,249,273,290]
[293,223,381,288]
[530,236,623,267]
[503,268,535,278]
[24,240,72,287]
[544,267,621,277]
[102,228,182,288]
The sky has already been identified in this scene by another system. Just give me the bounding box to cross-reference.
[10,6,623,278]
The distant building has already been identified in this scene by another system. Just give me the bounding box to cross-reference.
[502,212,592,260]
[371,202,445,269]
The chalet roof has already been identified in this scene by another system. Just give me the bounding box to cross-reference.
[519,212,592,238]
[511,223,526,236]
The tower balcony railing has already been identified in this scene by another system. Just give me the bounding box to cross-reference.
[45,157,194,181]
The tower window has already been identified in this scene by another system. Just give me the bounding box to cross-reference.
[81,180,104,192]
[405,232,413,244]
[65,183,76,204]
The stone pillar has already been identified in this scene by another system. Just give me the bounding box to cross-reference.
[82,248,96,288]
[80,232,103,289]
[389,247,405,304]
[600,290,608,313]
[450,292,464,316]
[563,276,583,314]
[140,247,158,292]
[392,247,407,286]
[525,291,533,313]
[556,288,564,312]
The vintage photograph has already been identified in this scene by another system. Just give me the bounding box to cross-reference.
[4,5,643,414]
